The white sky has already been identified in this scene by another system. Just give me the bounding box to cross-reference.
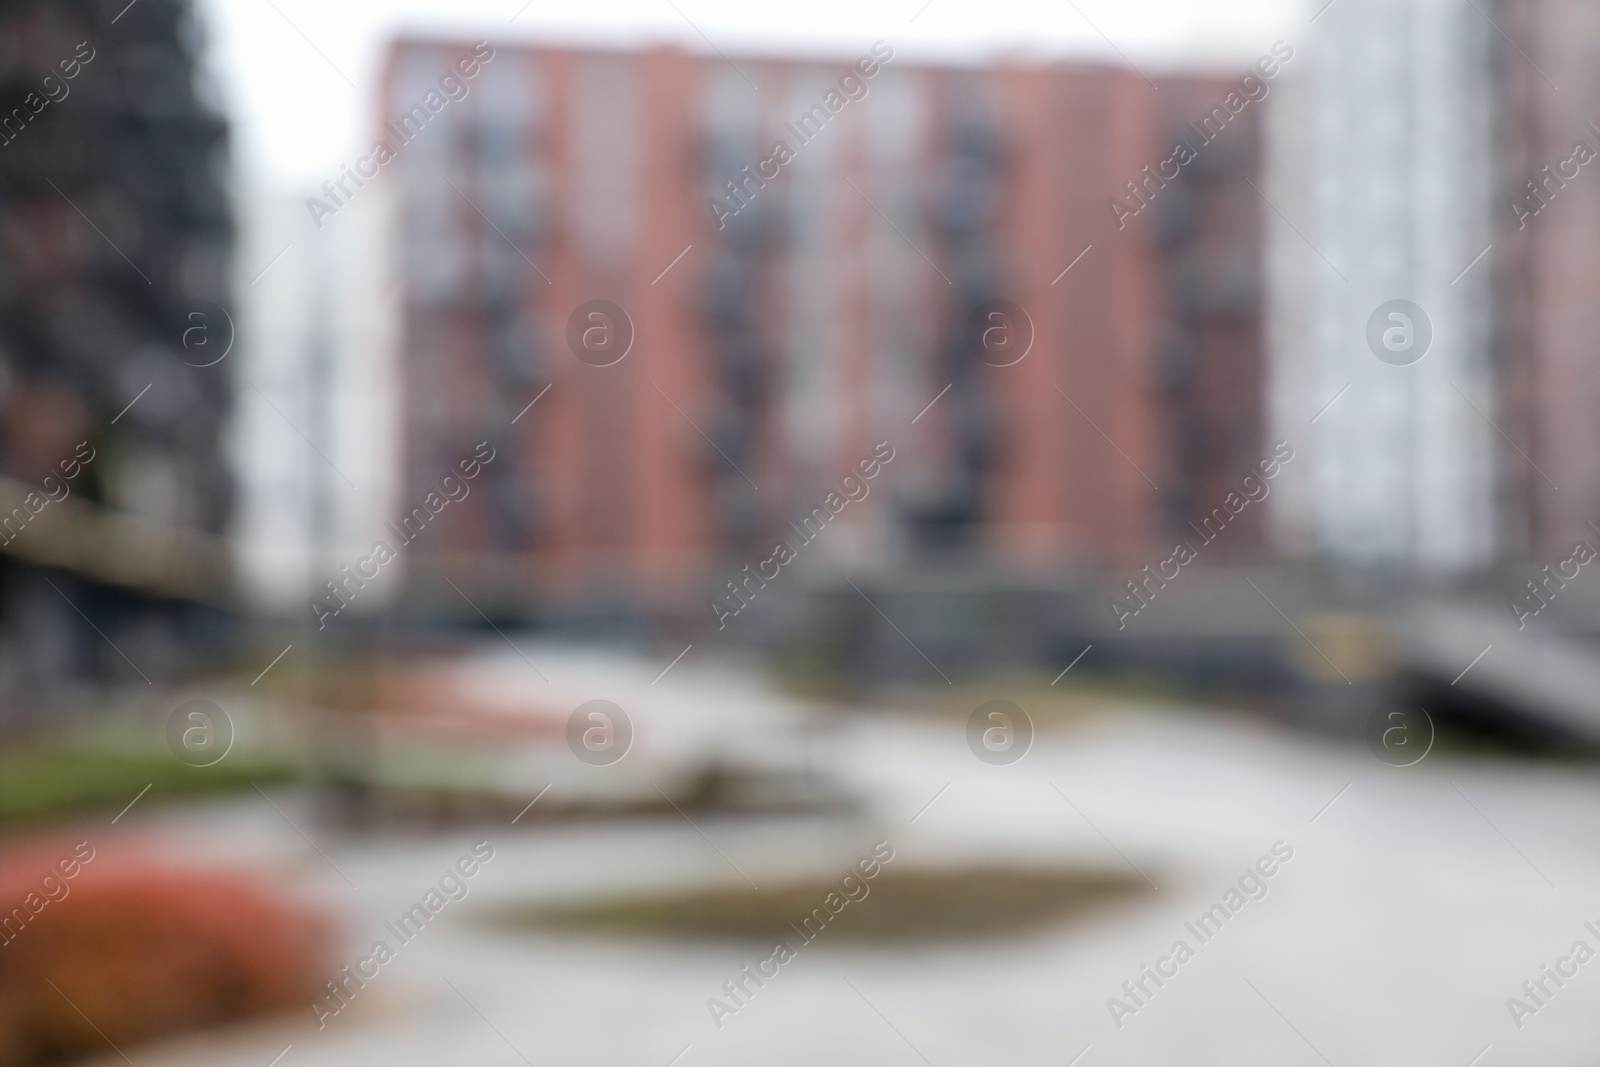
[194,0,1305,190]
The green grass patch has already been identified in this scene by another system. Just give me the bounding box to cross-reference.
[0,747,297,826]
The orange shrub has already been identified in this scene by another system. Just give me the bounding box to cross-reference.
[0,843,331,1065]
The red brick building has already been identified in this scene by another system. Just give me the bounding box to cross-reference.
[1498,0,1600,559]
[376,39,1265,621]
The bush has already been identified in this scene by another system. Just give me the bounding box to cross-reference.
[0,842,331,1065]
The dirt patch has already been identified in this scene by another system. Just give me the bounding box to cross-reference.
[490,866,1152,943]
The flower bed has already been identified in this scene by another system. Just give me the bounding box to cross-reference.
[0,841,330,1065]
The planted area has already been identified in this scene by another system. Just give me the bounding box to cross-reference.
[493,866,1151,942]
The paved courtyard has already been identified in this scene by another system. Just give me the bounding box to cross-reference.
[82,696,1600,1067]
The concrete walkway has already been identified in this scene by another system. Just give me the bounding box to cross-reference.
[80,705,1600,1067]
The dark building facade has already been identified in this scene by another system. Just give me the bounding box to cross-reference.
[0,0,234,720]
[1149,78,1266,556]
